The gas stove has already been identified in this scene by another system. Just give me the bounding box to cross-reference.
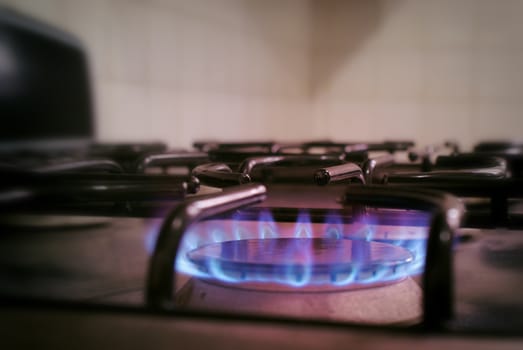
[1,8,522,349]
[1,139,522,349]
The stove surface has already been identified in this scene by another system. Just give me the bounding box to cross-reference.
[1,139,522,347]
[2,306,521,350]
[1,9,522,346]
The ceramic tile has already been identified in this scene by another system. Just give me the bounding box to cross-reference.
[61,0,110,79]
[107,0,150,83]
[320,102,377,141]
[148,8,183,87]
[418,0,476,49]
[473,0,523,49]
[149,87,182,145]
[372,0,424,49]
[471,103,523,142]
[418,102,472,149]
[471,51,523,102]
[375,50,422,100]
[421,50,472,101]
[98,82,152,141]
[372,102,422,141]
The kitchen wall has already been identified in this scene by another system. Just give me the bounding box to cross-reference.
[310,0,523,150]
[2,0,523,150]
[1,0,310,147]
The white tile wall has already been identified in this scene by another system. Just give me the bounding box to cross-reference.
[421,50,472,101]
[1,0,310,148]
[311,0,523,150]
[2,0,522,150]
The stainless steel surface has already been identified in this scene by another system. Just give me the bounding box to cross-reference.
[452,229,523,333]
[2,307,521,350]
[175,277,422,325]
[0,217,151,303]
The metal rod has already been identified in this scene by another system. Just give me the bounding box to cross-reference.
[192,163,251,187]
[136,152,209,173]
[314,162,365,186]
[146,183,267,311]
[342,185,464,328]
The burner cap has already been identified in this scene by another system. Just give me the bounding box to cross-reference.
[187,238,413,291]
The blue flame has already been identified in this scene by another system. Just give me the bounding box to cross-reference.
[324,211,344,239]
[258,210,278,238]
[294,210,313,238]
[144,210,430,289]
[354,211,430,276]
[144,219,161,253]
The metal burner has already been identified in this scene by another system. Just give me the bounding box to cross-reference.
[175,277,423,325]
[187,238,413,291]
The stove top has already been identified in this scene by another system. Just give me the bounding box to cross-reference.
[1,9,521,347]
[0,139,522,349]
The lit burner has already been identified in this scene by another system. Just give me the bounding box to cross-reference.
[187,238,413,291]
[145,207,430,325]
[175,233,423,325]
[160,209,430,292]
[144,185,462,326]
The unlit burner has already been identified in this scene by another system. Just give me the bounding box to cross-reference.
[187,238,413,292]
